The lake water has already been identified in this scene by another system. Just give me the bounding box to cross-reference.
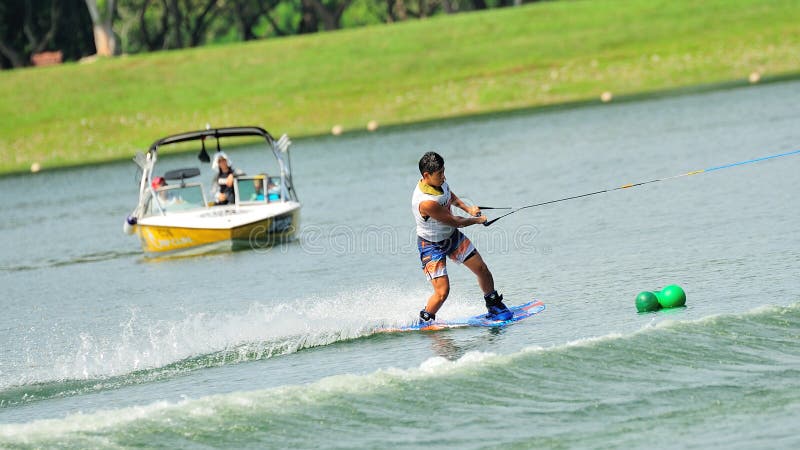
[1,80,799,448]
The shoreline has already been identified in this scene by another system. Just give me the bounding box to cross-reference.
[5,72,799,178]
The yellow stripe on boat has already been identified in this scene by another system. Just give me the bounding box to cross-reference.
[136,209,299,254]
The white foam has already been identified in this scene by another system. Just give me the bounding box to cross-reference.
[6,284,475,388]
[415,350,496,375]
[0,400,174,442]
[0,348,504,442]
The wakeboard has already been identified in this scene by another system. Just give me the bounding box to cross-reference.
[381,300,545,332]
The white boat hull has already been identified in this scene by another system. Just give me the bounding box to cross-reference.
[134,202,300,255]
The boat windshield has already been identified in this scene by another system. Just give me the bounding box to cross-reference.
[236,175,282,204]
[146,184,207,215]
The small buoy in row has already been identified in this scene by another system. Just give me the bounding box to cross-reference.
[636,284,686,312]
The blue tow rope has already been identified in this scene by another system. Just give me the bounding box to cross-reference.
[483,148,800,227]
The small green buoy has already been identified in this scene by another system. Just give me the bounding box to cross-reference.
[658,284,686,308]
[635,291,661,312]
[635,285,687,312]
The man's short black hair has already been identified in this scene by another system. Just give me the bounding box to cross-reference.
[419,151,444,175]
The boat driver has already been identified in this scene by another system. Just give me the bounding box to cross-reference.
[212,152,236,205]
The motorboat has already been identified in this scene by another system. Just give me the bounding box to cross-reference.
[123,126,300,256]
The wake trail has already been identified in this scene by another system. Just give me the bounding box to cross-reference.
[1,285,448,407]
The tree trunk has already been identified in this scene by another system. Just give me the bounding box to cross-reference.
[298,0,318,34]
[0,41,24,68]
[394,0,408,21]
[441,0,455,14]
[84,0,118,56]
[25,0,60,54]
[471,0,487,10]
[386,0,393,22]
[166,0,183,48]
[137,0,169,51]
[92,24,116,56]
[231,0,255,41]
[186,0,220,47]
[303,0,351,31]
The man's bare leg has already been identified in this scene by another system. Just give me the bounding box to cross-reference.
[463,252,494,295]
[425,275,450,316]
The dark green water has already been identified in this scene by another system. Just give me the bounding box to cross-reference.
[1,80,799,448]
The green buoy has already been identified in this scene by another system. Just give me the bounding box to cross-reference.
[635,291,661,312]
[658,284,686,308]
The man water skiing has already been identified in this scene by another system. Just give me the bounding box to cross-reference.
[412,151,512,323]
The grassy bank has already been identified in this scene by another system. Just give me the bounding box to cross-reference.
[2,0,799,174]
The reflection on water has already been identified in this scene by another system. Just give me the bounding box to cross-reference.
[427,333,465,360]
[426,326,510,360]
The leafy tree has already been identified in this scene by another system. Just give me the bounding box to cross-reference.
[0,0,60,68]
[56,1,96,60]
[114,0,164,52]
[340,0,386,28]
[1,0,532,69]
[135,0,221,49]
[304,0,353,31]
[175,0,221,48]
[227,0,288,40]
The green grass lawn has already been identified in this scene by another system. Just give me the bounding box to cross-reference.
[2,0,799,174]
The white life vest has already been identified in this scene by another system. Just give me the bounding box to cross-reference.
[412,180,454,242]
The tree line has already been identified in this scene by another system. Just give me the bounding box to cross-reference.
[0,0,531,70]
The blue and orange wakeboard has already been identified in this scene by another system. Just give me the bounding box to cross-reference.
[381,300,545,332]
